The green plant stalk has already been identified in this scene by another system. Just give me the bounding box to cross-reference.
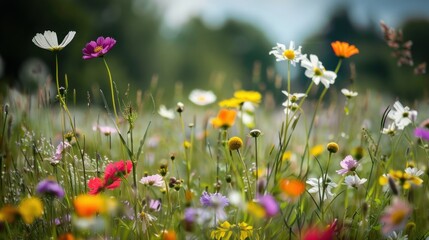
[103,57,118,123]
[55,54,60,97]
[254,136,259,196]
[237,149,253,200]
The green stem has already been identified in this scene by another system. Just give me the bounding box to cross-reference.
[55,54,60,97]
[254,136,259,196]
[287,60,291,94]
[103,57,118,123]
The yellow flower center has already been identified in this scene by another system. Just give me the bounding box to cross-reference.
[197,96,206,102]
[314,67,323,76]
[283,50,295,60]
[94,46,103,53]
[390,210,407,224]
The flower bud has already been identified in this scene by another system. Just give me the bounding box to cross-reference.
[327,142,339,153]
[228,137,243,151]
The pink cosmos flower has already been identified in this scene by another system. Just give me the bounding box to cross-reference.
[380,197,411,235]
[92,125,117,136]
[82,36,116,60]
[336,155,359,175]
[52,141,72,164]
[139,174,165,188]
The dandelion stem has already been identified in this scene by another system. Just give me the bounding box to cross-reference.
[103,57,118,123]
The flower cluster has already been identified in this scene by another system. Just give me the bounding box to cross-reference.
[88,160,132,194]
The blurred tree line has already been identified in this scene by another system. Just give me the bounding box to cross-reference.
[0,0,427,106]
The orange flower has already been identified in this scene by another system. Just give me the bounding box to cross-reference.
[73,194,106,218]
[162,230,177,240]
[211,109,237,129]
[280,179,305,198]
[331,41,359,58]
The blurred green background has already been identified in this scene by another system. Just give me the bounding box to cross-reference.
[0,0,428,105]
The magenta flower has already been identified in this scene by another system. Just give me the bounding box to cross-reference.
[336,155,359,175]
[414,127,429,141]
[257,194,279,218]
[82,36,116,60]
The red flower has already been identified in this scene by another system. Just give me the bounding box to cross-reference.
[303,219,337,240]
[88,177,104,195]
[88,160,132,194]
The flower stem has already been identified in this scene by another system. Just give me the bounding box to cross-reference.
[103,57,118,123]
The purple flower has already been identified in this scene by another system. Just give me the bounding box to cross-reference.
[82,36,116,60]
[52,141,71,164]
[336,155,359,175]
[36,179,65,199]
[149,199,161,212]
[414,127,429,141]
[257,194,279,217]
[200,191,229,208]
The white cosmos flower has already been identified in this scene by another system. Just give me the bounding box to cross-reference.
[306,175,337,200]
[381,122,397,136]
[269,41,304,66]
[405,167,424,177]
[344,175,367,189]
[32,30,76,51]
[282,91,307,103]
[189,89,217,106]
[158,105,175,120]
[301,54,337,88]
[341,88,358,98]
[387,101,417,130]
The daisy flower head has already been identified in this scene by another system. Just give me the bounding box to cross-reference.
[306,175,338,200]
[82,36,116,60]
[32,30,76,51]
[269,41,304,66]
[158,105,175,120]
[331,41,359,58]
[282,91,307,103]
[301,54,337,88]
[189,89,217,106]
[336,155,359,175]
[140,174,165,188]
[341,88,358,99]
[344,175,367,189]
[380,197,411,236]
[387,101,417,130]
[381,122,397,136]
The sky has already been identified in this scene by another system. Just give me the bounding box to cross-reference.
[154,0,429,43]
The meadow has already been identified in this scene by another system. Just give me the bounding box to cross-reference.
[0,24,428,240]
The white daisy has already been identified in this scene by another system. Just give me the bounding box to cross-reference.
[381,122,397,136]
[341,88,358,98]
[301,54,337,88]
[32,30,76,51]
[188,89,217,106]
[282,91,307,103]
[306,175,338,200]
[269,41,304,66]
[387,101,417,130]
[344,175,367,189]
[158,105,175,120]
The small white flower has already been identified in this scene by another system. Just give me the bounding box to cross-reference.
[282,100,299,111]
[269,41,304,66]
[301,54,337,88]
[282,91,307,103]
[404,167,424,177]
[341,88,358,98]
[344,175,367,188]
[158,105,175,120]
[382,122,397,136]
[189,89,217,106]
[306,175,338,200]
[32,30,76,51]
[387,101,417,130]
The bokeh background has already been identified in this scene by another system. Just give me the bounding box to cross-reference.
[1,0,428,105]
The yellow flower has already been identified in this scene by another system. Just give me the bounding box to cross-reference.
[183,141,192,149]
[219,98,242,108]
[389,170,423,189]
[228,136,243,150]
[0,205,19,224]
[310,145,324,157]
[74,194,106,218]
[211,221,234,240]
[247,201,266,218]
[237,222,253,240]
[234,90,262,105]
[18,197,44,224]
[282,151,292,161]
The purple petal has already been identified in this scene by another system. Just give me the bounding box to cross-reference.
[415,127,429,141]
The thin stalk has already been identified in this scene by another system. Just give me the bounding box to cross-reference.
[103,57,118,123]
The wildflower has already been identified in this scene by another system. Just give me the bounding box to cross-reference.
[380,197,411,236]
[92,125,117,136]
[306,175,338,200]
[74,194,106,218]
[140,174,165,188]
[200,191,229,222]
[255,194,279,218]
[283,100,299,112]
[310,144,324,157]
[228,136,243,150]
[326,142,339,153]
[280,178,305,199]
[103,160,133,189]
[149,199,161,212]
[57,233,75,240]
[176,102,185,113]
[301,54,337,88]
[282,91,307,103]
[18,197,44,224]
[234,90,262,105]
[341,88,358,98]
[158,105,175,120]
[404,166,424,177]
[184,207,212,227]
[331,41,359,58]
[249,129,262,138]
[344,175,367,188]
[211,221,234,240]
[32,30,76,51]
[161,229,177,240]
[387,101,417,130]
[189,89,217,106]
[389,170,423,189]
[269,41,304,66]
[381,122,397,136]
[0,205,19,224]
[52,141,72,164]
[88,177,104,195]
[82,36,116,60]
[414,127,429,141]
[211,109,237,129]
[303,219,337,240]
[282,151,293,161]
[237,222,254,240]
[218,98,242,108]
[140,211,157,233]
[36,178,65,199]
[336,155,359,175]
